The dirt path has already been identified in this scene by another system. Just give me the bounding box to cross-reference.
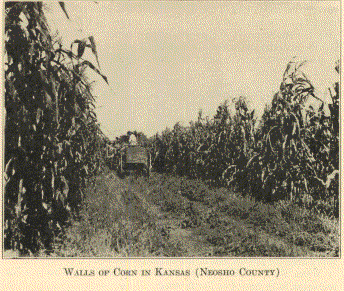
[83,171,337,258]
[156,218,214,257]
[101,172,308,257]
[102,172,214,256]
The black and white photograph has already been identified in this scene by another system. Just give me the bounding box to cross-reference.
[3,0,340,264]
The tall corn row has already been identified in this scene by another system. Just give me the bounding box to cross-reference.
[249,61,339,212]
[4,2,107,254]
[150,61,339,216]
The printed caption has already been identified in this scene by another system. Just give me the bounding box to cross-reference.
[63,267,280,278]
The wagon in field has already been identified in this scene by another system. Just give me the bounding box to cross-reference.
[118,145,151,177]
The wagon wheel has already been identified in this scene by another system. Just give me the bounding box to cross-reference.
[146,153,151,177]
[145,163,150,177]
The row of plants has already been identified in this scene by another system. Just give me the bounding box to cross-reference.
[4,2,108,255]
[150,61,340,217]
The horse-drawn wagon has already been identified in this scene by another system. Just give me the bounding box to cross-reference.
[118,145,151,177]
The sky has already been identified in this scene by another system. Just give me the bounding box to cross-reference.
[44,1,341,139]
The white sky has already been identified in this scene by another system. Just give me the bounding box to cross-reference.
[45,1,340,139]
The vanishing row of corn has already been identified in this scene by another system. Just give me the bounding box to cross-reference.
[150,61,339,217]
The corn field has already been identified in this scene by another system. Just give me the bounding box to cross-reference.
[150,61,340,217]
[4,2,108,254]
[3,2,340,256]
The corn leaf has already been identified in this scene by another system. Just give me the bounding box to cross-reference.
[58,2,70,20]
